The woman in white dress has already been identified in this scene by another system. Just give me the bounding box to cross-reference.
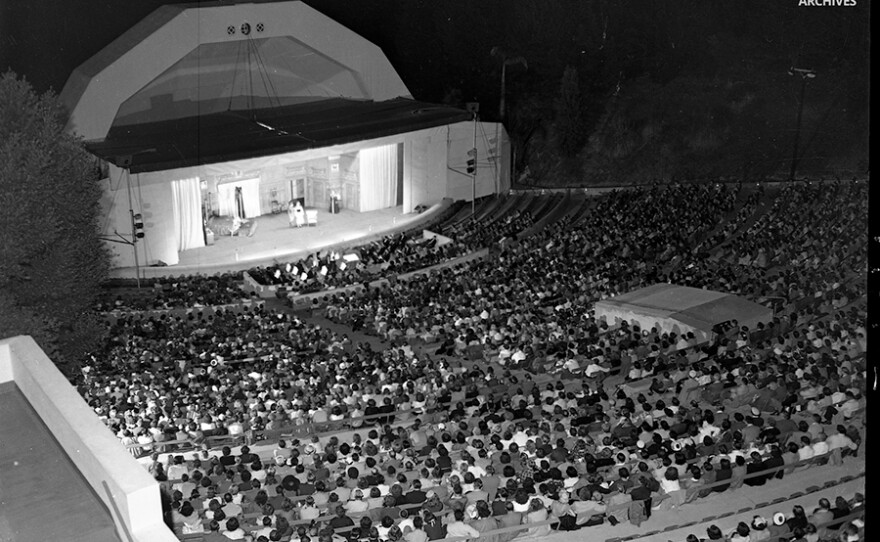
[289,200,305,227]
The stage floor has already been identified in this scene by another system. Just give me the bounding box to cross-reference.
[112,203,446,278]
[0,383,120,542]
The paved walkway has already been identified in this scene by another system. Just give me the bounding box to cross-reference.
[0,384,120,542]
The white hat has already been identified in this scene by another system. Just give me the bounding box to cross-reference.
[773,512,786,526]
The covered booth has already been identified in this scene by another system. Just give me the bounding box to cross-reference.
[594,283,774,345]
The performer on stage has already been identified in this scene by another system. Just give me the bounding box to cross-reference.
[289,200,305,228]
[234,186,246,219]
[230,216,258,237]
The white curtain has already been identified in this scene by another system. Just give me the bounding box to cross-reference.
[359,144,398,212]
[218,178,261,218]
[171,178,205,252]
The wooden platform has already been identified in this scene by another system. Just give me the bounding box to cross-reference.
[0,383,120,542]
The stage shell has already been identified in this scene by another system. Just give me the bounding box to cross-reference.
[61,0,510,268]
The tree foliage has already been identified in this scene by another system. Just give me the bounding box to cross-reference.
[363,0,868,185]
[555,66,587,158]
[0,72,110,367]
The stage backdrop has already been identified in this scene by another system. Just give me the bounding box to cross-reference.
[218,178,261,218]
[359,144,398,212]
[171,178,204,252]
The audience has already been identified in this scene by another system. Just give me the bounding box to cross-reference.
[78,180,864,542]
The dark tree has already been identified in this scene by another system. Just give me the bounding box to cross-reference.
[555,66,587,158]
[0,72,110,369]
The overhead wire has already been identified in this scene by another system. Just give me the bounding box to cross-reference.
[227,39,244,112]
[249,36,283,109]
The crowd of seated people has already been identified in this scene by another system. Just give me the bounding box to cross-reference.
[75,180,866,542]
[322,184,742,355]
[322,182,865,374]
[151,344,864,541]
[671,181,866,317]
[247,234,469,294]
[79,302,536,456]
[687,492,865,542]
[246,194,557,294]
[97,273,249,312]
[454,209,536,252]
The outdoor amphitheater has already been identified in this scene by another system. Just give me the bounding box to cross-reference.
[0,2,869,542]
[2,178,867,542]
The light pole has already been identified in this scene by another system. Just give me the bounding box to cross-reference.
[490,47,527,121]
[788,67,816,180]
[466,102,479,214]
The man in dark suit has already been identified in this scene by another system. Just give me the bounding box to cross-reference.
[238,445,258,465]
[363,399,380,426]
[403,479,427,504]
[218,446,236,467]
[744,451,767,486]
[762,446,786,480]
[629,475,654,518]
[329,506,355,534]
[378,397,396,425]
[712,458,732,492]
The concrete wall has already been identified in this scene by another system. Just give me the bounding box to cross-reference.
[99,171,178,267]
[0,336,177,542]
[446,121,509,201]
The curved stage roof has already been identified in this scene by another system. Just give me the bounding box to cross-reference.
[60,0,412,141]
[86,97,470,173]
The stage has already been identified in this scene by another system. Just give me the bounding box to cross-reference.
[110,202,448,278]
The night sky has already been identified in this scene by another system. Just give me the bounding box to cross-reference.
[1,0,870,181]
[3,0,870,100]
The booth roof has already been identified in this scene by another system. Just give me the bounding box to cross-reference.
[86,98,471,173]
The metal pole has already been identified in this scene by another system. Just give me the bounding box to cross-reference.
[499,62,507,120]
[789,76,808,181]
[512,144,517,189]
[124,168,141,288]
[494,123,500,195]
[472,111,478,214]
